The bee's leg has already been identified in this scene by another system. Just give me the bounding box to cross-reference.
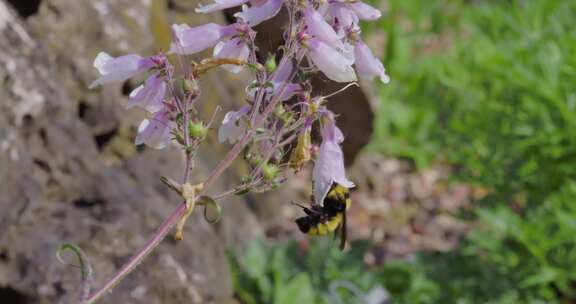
[291,202,322,217]
[291,201,308,209]
[339,213,347,251]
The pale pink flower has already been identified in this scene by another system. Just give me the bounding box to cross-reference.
[246,61,300,101]
[213,38,250,73]
[170,23,236,55]
[350,1,381,21]
[304,5,346,51]
[326,3,359,30]
[127,73,167,113]
[270,60,300,100]
[135,110,175,149]
[307,38,357,83]
[218,106,250,144]
[313,120,354,204]
[89,52,155,88]
[354,40,390,84]
[235,0,283,26]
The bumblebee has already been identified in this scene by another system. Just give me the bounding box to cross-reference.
[294,183,351,250]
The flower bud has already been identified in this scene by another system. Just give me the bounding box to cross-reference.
[262,163,279,181]
[248,154,261,166]
[189,121,208,139]
[265,54,277,73]
[274,104,294,125]
[174,132,186,145]
[181,79,198,94]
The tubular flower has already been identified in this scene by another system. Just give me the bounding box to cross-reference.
[127,73,167,113]
[135,110,175,149]
[170,23,237,55]
[89,52,157,88]
[235,0,284,26]
[349,1,381,21]
[270,60,300,100]
[218,106,250,144]
[307,38,357,83]
[326,3,359,31]
[304,5,347,51]
[313,119,354,204]
[324,0,380,31]
[245,54,299,101]
[213,37,251,73]
[354,40,390,84]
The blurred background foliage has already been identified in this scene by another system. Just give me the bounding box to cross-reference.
[229,0,576,303]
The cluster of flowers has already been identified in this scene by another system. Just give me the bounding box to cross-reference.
[90,0,388,206]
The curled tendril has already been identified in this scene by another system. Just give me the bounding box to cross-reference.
[57,243,93,303]
[197,196,222,223]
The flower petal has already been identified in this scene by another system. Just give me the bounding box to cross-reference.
[213,38,250,73]
[274,82,300,101]
[273,60,293,84]
[305,5,346,51]
[269,61,299,100]
[354,40,390,84]
[127,73,167,112]
[350,1,381,21]
[235,0,283,26]
[218,106,250,144]
[313,121,354,204]
[90,52,153,88]
[135,110,174,149]
[327,3,359,30]
[308,38,357,83]
[170,23,235,55]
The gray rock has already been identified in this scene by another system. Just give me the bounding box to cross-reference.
[0,1,262,303]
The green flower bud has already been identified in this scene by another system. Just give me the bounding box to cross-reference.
[174,132,185,145]
[189,121,208,139]
[262,163,279,181]
[246,63,264,72]
[249,155,261,166]
[274,104,293,124]
[181,79,197,94]
[265,54,277,73]
[274,104,286,116]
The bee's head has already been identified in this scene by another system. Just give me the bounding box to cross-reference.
[295,217,313,233]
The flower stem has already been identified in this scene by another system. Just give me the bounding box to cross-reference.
[83,203,187,304]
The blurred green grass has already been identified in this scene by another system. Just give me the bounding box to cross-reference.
[230,1,576,303]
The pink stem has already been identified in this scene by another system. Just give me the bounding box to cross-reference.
[83,203,187,304]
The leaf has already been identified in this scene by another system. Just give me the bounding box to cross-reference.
[242,241,268,279]
[520,268,559,288]
[274,273,316,304]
